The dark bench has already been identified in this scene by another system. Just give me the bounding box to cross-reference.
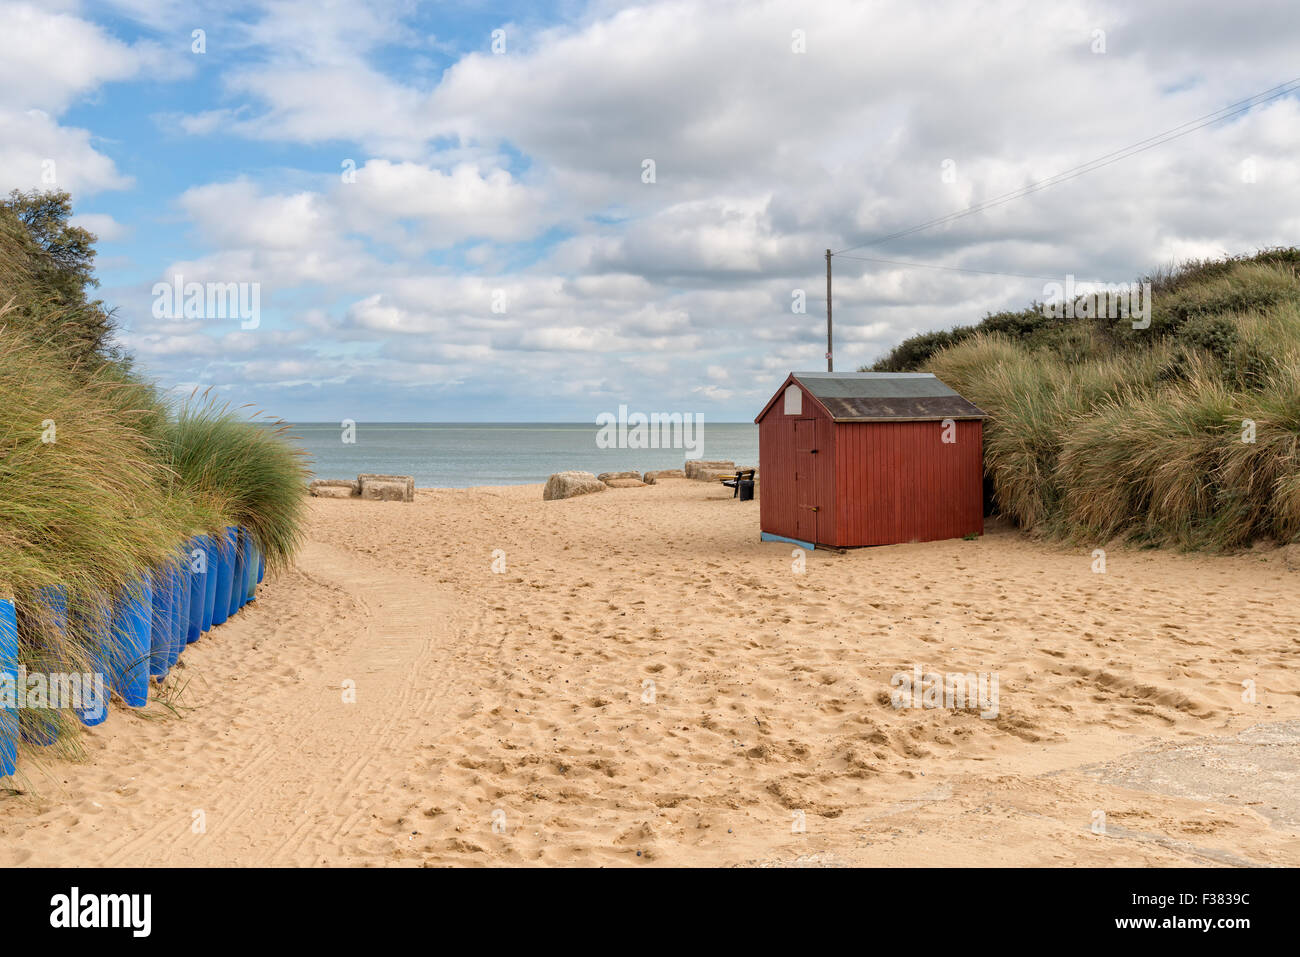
[720,469,756,499]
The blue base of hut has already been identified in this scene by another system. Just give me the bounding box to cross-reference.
[760,531,815,551]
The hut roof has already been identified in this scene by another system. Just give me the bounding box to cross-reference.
[764,372,986,423]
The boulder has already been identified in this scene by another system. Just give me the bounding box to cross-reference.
[543,470,607,500]
[311,484,356,499]
[685,459,735,480]
[309,478,359,497]
[360,481,409,502]
[597,470,642,484]
[643,469,686,484]
[604,478,647,488]
[358,473,415,502]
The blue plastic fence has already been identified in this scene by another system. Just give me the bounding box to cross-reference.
[0,527,262,780]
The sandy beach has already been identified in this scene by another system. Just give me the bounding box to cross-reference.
[2,479,1298,867]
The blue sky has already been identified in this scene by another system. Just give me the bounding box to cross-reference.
[4,0,1299,421]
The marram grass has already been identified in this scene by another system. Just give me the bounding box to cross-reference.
[0,329,307,768]
[0,324,180,766]
[164,392,309,571]
[0,324,190,595]
[913,252,1300,551]
[1,195,307,773]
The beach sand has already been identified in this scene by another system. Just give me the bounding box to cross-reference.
[2,479,1299,866]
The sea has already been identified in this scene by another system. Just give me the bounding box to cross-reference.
[291,422,759,488]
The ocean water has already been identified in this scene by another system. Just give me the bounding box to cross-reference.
[291,422,759,488]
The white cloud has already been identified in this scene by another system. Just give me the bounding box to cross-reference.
[221,64,430,157]
[69,211,129,241]
[0,2,185,197]
[0,110,132,195]
[179,180,334,251]
[337,160,548,246]
[0,2,143,112]
[66,0,1300,418]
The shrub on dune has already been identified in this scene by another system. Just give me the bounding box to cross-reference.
[1136,261,1300,342]
[923,331,1024,397]
[0,192,116,367]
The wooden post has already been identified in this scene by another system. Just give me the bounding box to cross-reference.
[825,248,833,371]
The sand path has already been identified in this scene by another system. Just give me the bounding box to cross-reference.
[3,480,1299,866]
[0,541,482,866]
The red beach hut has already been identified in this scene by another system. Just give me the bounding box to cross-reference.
[754,372,987,548]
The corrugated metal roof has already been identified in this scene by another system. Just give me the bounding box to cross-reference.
[792,372,986,421]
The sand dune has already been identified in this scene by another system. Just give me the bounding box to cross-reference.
[2,479,1298,866]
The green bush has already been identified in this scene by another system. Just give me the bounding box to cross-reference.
[869,249,1300,383]
[0,191,116,366]
[868,326,975,371]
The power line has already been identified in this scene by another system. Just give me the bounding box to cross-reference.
[819,76,1299,372]
[833,253,1108,284]
[832,77,1300,256]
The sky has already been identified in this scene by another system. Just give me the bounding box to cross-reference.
[2,0,1298,422]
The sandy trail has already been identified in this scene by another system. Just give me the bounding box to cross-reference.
[2,480,1298,866]
[1,541,479,866]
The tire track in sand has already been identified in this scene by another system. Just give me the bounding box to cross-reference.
[16,540,483,867]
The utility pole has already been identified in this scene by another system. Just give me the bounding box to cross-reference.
[825,248,833,371]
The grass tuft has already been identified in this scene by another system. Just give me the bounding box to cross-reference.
[164,392,309,570]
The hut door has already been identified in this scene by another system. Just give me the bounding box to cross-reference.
[793,419,819,542]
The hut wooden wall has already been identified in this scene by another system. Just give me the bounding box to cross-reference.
[830,419,983,547]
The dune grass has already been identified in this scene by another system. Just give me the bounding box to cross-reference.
[163,394,309,570]
[0,323,192,591]
[0,334,308,768]
[1,201,307,770]
[882,250,1300,551]
[0,324,183,762]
